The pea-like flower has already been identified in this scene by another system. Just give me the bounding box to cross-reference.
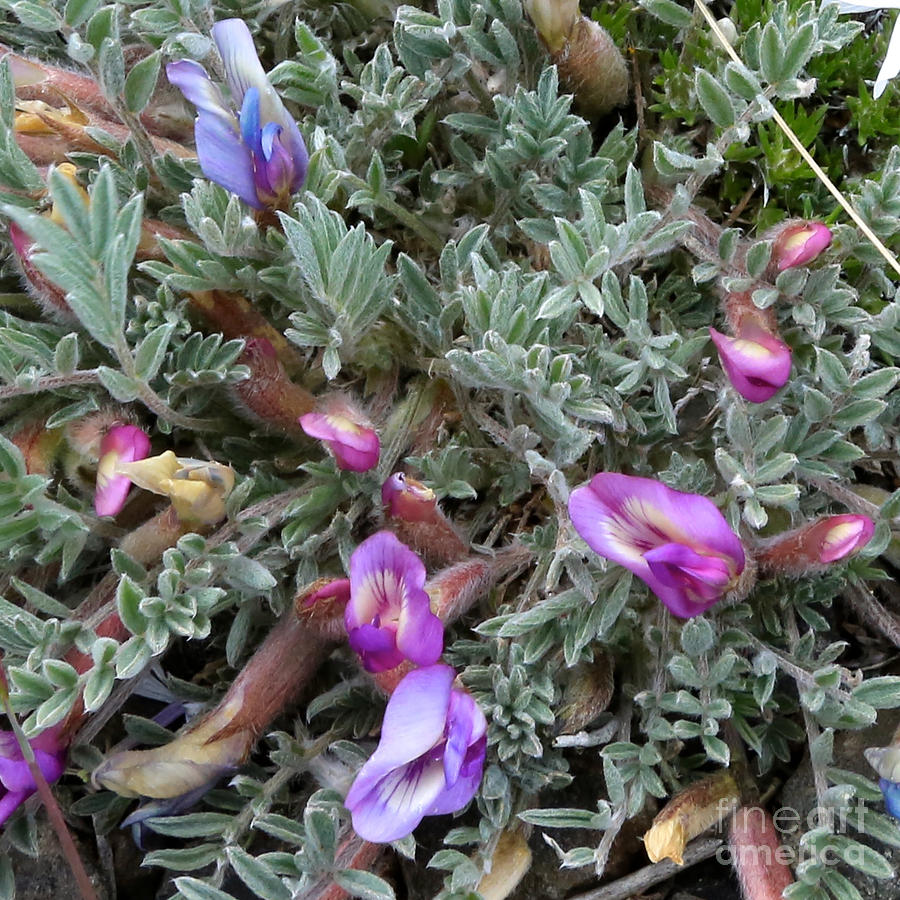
[345,531,443,672]
[167,19,308,211]
[345,664,487,843]
[568,473,745,618]
[865,746,900,820]
[771,221,832,271]
[94,424,151,517]
[0,727,66,826]
[709,325,792,404]
[300,406,380,473]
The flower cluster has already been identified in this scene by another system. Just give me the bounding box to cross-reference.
[337,527,487,842]
[710,221,831,403]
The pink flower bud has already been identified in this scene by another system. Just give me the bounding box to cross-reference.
[300,396,380,473]
[772,221,832,271]
[382,472,439,523]
[754,514,875,575]
[709,326,792,403]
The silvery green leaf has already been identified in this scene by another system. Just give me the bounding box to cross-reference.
[124,50,162,113]
[695,69,735,127]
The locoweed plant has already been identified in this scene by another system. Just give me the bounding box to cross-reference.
[0,0,898,898]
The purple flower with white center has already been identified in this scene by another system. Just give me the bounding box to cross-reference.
[0,727,66,826]
[166,19,308,211]
[568,473,745,619]
[709,326,792,403]
[345,531,443,672]
[95,424,151,517]
[300,412,380,473]
[345,664,487,843]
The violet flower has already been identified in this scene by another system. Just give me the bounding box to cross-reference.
[300,412,380,473]
[771,221,832,271]
[94,424,151,517]
[167,19,308,211]
[709,326,792,403]
[345,664,487,842]
[346,531,443,672]
[568,473,745,618]
[0,727,66,826]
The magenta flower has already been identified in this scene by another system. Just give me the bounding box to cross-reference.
[382,473,439,523]
[772,221,832,271]
[0,727,66,826]
[345,531,443,672]
[300,412,380,473]
[568,473,745,618]
[94,424,151,517]
[167,19,308,211]
[709,326,792,403]
[345,664,487,842]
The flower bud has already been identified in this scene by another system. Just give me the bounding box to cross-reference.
[557,653,614,734]
[644,770,741,864]
[525,1,628,116]
[524,0,580,52]
[770,221,832,271]
[300,395,380,473]
[754,514,875,575]
[382,472,469,565]
[709,325,791,403]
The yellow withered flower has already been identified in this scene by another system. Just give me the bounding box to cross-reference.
[115,451,235,525]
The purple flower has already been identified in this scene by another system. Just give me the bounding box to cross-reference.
[166,19,308,210]
[772,221,832,271]
[300,412,380,473]
[345,531,443,672]
[709,326,792,403]
[94,424,151,517]
[0,727,66,826]
[345,664,487,842]
[568,473,745,618]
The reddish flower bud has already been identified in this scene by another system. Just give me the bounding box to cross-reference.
[754,514,875,575]
[771,221,832,271]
